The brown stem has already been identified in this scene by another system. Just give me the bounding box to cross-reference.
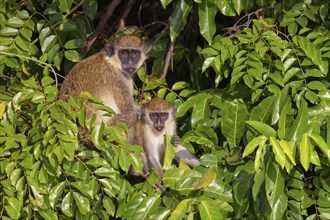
[160,40,175,80]
[81,0,122,58]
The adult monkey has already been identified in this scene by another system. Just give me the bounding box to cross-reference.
[59,34,146,141]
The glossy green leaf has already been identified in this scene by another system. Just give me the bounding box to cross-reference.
[64,39,85,49]
[309,133,330,162]
[73,192,90,215]
[204,179,233,202]
[169,199,191,220]
[49,182,65,209]
[198,0,217,45]
[233,161,254,207]
[270,191,287,220]
[59,0,72,13]
[270,137,286,169]
[170,0,192,42]
[243,135,267,157]
[215,0,236,16]
[191,93,212,127]
[172,81,189,90]
[0,27,19,36]
[41,35,56,53]
[163,168,203,191]
[5,197,21,219]
[64,50,80,62]
[61,192,73,217]
[160,0,173,8]
[246,121,277,137]
[7,17,24,28]
[279,140,296,165]
[266,161,285,207]
[103,196,116,216]
[297,36,328,75]
[164,134,176,169]
[199,200,223,220]
[221,99,248,147]
[299,133,311,171]
[287,99,308,141]
[38,209,58,220]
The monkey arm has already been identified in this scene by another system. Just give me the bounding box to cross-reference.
[175,144,200,168]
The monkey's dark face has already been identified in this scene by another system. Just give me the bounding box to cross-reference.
[148,111,169,132]
[118,49,141,75]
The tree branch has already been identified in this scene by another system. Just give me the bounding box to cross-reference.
[81,0,122,58]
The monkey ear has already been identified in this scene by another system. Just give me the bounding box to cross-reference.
[105,42,115,57]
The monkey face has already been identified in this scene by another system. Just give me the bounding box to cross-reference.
[148,111,169,132]
[118,49,141,75]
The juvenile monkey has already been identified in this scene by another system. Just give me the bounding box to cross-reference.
[59,34,146,141]
[133,97,200,180]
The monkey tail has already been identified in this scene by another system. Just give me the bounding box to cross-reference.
[175,145,201,168]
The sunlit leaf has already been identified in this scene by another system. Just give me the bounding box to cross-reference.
[73,192,90,215]
[198,0,217,45]
[199,200,223,220]
[221,99,248,147]
[299,133,311,171]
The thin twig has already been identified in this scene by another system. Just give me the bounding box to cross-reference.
[160,40,174,79]
[81,0,122,58]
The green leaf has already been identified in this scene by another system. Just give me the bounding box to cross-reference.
[64,39,85,49]
[7,17,24,28]
[204,179,233,202]
[169,199,191,220]
[199,200,223,220]
[59,0,73,13]
[287,99,308,141]
[170,0,192,42]
[61,192,73,217]
[191,93,212,127]
[103,196,115,216]
[221,99,248,147]
[0,27,19,36]
[246,121,277,137]
[64,50,80,62]
[309,133,330,163]
[41,35,56,53]
[279,140,296,165]
[73,192,90,215]
[172,81,189,90]
[160,0,173,8]
[5,197,21,219]
[242,135,267,158]
[269,137,286,169]
[215,0,236,16]
[299,133,311,171]
[38,209,58,220]
[265,161,285,208]
[163,168,203,191]
[49,182,65,209]
[198,0,217,45]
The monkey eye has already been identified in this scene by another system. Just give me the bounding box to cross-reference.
[120,50,129,57]
[149,113,158,120]
[160,112,169,120]
[130,50,141,59]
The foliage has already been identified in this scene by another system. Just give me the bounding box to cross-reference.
[0,0,330,219]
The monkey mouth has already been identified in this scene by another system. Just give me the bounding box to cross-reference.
[124,67,136,75]
[155,127,164,132]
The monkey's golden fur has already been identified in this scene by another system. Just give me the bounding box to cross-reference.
[59,34,146,141]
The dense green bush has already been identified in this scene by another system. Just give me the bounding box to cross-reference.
[0,0,329,219]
